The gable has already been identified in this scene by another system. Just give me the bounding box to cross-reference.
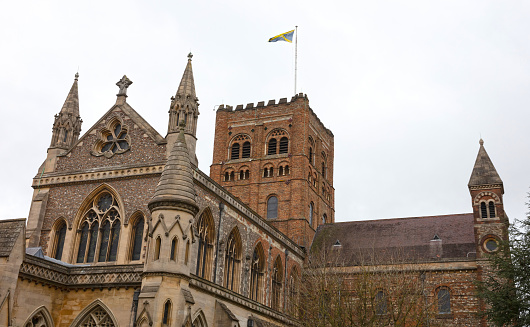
[55,102,167,173]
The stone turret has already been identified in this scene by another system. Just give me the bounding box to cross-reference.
[167,53,200,166]
[468,139,508,259]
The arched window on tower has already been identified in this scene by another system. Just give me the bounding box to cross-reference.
[250,243,265,303]
[279,137,289,154]
[271,256,283,311]
[267,196,278,219]
[162,300,172,326]
[131,216,144,261]
[489,201,496,218]
[170,237,178,261]
[268,138,277,155]
[309,202,314,226]
[230,171,235,181]
[231,143,240,160]
[322,213,327,224]
[53,220,67,261]
[481,202,488,219]
[309,147,313,164]
[196,211,215,281]
[154,236,161,260]
[242,141,251,158]
[224,228,242,292]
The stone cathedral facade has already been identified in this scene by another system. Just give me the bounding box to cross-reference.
[0,55,509,327]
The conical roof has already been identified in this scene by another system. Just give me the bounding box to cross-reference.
[60,73,80,116]
[148,127,198,214]
[176,53,196,99]
[468,139,503,187]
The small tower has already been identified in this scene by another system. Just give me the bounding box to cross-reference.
[167,53,200,166]
[45,73,83,172]
[468,139,508,258]
[141,123,200,326]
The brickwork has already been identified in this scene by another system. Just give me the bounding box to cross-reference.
[210,94,335,248]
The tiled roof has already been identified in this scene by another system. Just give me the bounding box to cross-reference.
[312,213,476,264]
[0,219,25,257]
[469,139,503,186]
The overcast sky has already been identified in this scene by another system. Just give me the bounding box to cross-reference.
[1,1,529,224]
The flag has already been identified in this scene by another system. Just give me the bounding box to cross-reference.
[268,30,295,43]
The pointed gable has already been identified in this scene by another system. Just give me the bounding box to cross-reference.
[468,139,503,187]
[54,101,167,173]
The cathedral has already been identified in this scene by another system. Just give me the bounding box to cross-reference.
[0,55,508,327]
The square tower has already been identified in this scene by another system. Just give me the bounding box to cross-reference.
[210,94,335,247]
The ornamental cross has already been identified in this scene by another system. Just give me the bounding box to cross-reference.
[116,75,133,96]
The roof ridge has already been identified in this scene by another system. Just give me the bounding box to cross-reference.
[331,213,474,225]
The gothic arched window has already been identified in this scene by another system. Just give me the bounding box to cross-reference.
[267,196,278,219]
[170,237,178,261]
[224,228,242,292]
[375,290,387,315]
[250,243,265,303]
[288,268,300,317]
[196,211,215,281]
[76,192,122,263]
[53,220,67,261]
[162,300,172,326]
[131,216,144,261]
[271,256,283,311]
[309,202,314,226]
[154,236,161,261]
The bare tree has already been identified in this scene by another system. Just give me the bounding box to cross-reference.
[298,245,444,327]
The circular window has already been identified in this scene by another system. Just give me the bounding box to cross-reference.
[484,238,499,252]
[97,194,113,212]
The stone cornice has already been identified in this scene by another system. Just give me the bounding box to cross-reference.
[189,276,300,326]
[469,184,503,191]
[32,164,165,188]
[19,255,143,289]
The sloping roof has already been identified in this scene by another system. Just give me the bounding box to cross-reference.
[0,219,25,257]
[312,213,476,264]
[469,139,503,187]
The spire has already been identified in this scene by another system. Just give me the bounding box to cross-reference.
[149,123,199,215]
[49,73,83,150]
[468,139,503,187]
[60,73,80,116]
[176,53,196,99]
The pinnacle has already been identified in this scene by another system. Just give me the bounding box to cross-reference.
[60,73,80,116]
[176,54,196,99]
[469,139,503,187]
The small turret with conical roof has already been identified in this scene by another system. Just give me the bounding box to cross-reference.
[49,73,83,150]
[167,53,200,166]
[149,121,199,215]
[468,139,508,259]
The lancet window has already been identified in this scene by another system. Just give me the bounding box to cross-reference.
[53,220,67,261]
[271,257,283,311]
[288,268,300,317]
[250,243,265,303]
[196,211,215,281]
[224,227,242,292]
[131,216,144,261]
[76,192,122,263]
[267,196,278,219]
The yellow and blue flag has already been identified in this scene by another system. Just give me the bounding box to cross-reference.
[268,30,295,43]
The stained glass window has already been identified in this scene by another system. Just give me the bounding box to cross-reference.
[54,223,67,260]
[131,217,144,261]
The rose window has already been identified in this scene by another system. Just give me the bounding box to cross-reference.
[92,121,130,158]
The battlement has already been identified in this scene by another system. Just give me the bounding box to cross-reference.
[217,93,308,112]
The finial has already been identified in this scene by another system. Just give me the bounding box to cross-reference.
[479,138,484,146]
[116,75,133,96]
[188,52,193,60]
[74,72,79,80]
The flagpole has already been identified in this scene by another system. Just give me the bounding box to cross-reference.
[294,26,298,95]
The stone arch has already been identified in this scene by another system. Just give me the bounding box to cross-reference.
[192,309,208,327]
[69,299,117,327]
[48,217,68,260]
[473,191,501,205]
[23,306,54,327]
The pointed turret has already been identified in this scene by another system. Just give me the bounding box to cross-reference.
[49,73,83,150]
[149,123,199,215]
[167,53,200,166]
[468,139,503,188]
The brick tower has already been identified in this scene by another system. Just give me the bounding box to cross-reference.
[210,94,334,248]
